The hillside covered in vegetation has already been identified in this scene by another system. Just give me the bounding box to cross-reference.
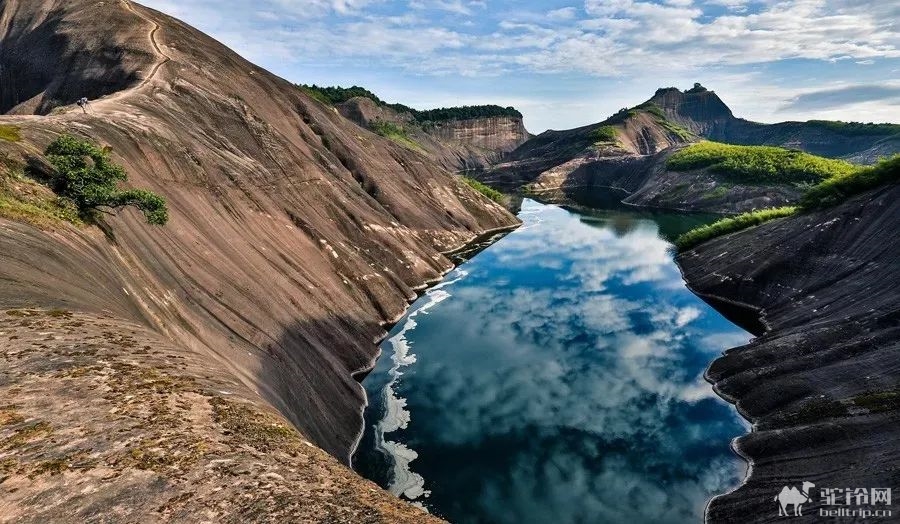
[298,84,521,123]
[675,152,900,250]
[667,141,857,183]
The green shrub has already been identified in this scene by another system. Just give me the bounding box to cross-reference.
[297,84,522,122]
[591,126,618,144]
[45,135,168,225]
[801,155,900,210]
[853,390,900,413]
[369,120,408,138]
[0,125,21,142]
[806,120,900,137]
[461,176,505,204]
[675,206,797,251]
[369,120,424,152]
[668,141,857,183]
[414,105,522,123]
[297,84,413,113]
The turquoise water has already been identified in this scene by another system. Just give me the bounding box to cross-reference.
[354,198,749,524]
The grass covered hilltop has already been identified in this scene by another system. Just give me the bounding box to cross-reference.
[674,145,900,251]
[667,141,857,183]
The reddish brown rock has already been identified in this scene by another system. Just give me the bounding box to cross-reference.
[0,0,517,520]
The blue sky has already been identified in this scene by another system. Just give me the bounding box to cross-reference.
[140,0,900,133]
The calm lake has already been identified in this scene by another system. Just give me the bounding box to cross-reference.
[354,198,749,524]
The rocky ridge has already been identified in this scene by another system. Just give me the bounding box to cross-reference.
[336,96,530,172]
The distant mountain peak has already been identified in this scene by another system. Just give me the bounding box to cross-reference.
[647,84,735,135]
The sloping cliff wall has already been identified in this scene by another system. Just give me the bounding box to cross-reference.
[649,86,734,137]
[677,185,900,523]
[337,97,530,171]
[0,0,516,520]
[425,116,529,154]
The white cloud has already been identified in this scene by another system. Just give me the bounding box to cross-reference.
[547,7,578,20]
[136,0,900,128]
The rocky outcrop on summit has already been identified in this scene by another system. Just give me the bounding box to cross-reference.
[0,0,516,520]
[337,97,530,172]
[650,84,900,161]
[649,85,735,137]
[677,184,900,523]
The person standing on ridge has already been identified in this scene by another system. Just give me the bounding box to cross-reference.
[76,97,90,113]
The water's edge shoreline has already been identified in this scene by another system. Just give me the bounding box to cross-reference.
[347,222,521,466]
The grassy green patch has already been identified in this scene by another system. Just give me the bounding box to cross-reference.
[30,457,70,477]
[658,119,694,141]
[668,141,857,183]
[1,421,52,450]
[599,102,694,142]
[297,83,522,122]
[853,390,900,414]
[702,185,730,200]
[0,158,83,228]
[591,126,618,144]
[369,120,424,152]
[801,155,900,210]
[675,206,797,251]
[607,102,667,123]
[210,397,299,453]
[0,125,21,142]
[0,194,82,228]
[461,176,505,204]
[806,120,900,137]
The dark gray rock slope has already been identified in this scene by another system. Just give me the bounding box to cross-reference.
[677,184,900,523]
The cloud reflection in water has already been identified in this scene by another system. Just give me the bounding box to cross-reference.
[356,200,749,524]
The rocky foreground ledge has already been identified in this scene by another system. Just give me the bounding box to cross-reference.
[0,308,442,523]
[677,185,900,523]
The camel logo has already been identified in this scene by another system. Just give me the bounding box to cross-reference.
[776,481,815,517]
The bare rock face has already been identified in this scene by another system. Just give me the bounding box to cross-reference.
[649,85,735,137]
[677,185,900,523]
[337,97,530,172]
[337,96,416,128]
[425,116,530,155]
[0,0,517,520]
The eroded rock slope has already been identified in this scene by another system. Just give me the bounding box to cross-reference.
[337,96,530,171]
[0,0,517,520]
[678,185,900,523]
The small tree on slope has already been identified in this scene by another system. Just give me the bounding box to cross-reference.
[45,134,168,225]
